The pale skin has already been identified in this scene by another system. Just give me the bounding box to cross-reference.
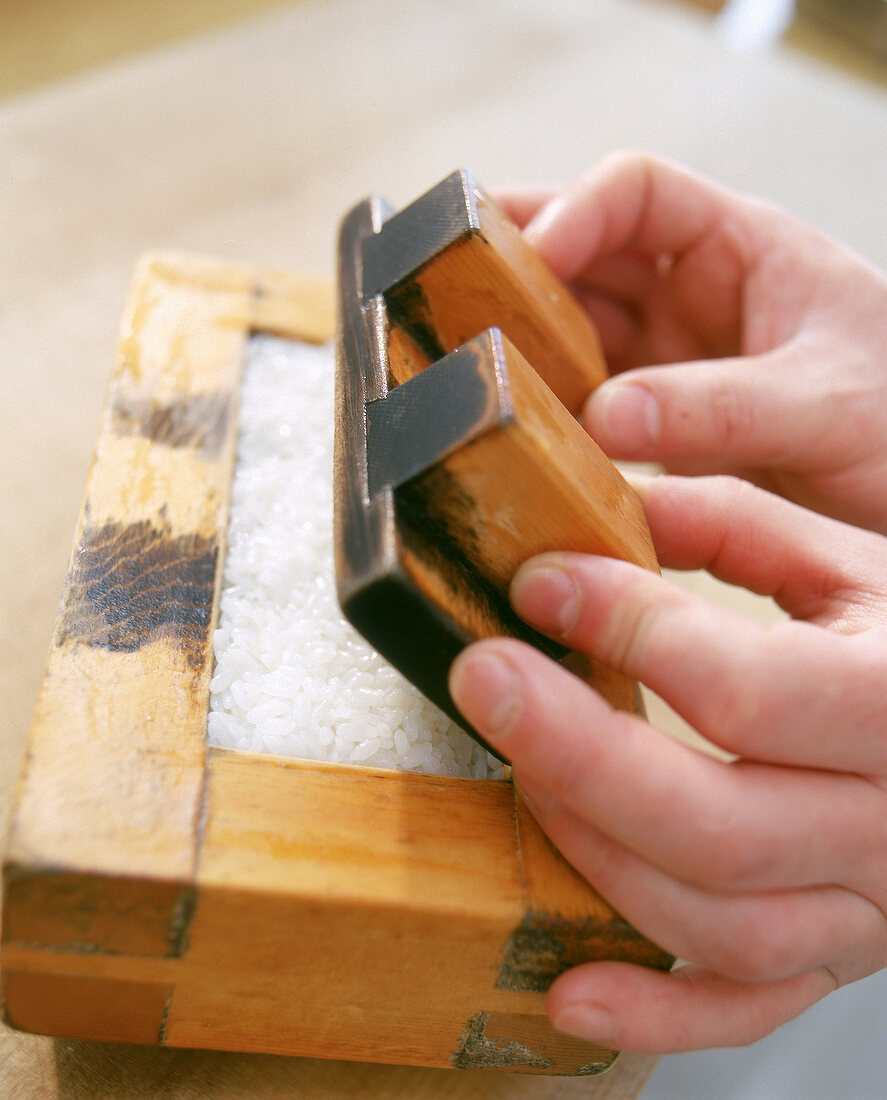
[447,155,887,1053]
[499,153,887,535]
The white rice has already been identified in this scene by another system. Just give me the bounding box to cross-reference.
[208,335,506,781]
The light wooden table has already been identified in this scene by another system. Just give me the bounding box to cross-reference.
[2,0,886,1095]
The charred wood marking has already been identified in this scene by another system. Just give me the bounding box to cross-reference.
[364,339,502,499]
[497,912,673,993]
[395,469,565,662]
[452,1011,551,1071]
[395,471,507,631]
[111,392,232,458]
[361,169,473,297]
[384,279,447,365]
[157,994,172,1046]
[2,869,193,958]
[167,885,198,958]
[58,520,217,668]
[576,1060,616,1076]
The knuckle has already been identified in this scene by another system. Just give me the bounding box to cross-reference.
[700,912,796,984]
[716,472,757,507]
[601,576,678,676]
[681,794,777,893]
[702,663,767,754]
[707,375,756,450]
[699,621,805,756]
[604,603,648,671]
[590,149,653,185]
[697,833,776,894]
[546,706,637,807]
[573,824,636,895]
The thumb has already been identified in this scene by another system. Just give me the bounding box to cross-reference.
[583,349,832,473]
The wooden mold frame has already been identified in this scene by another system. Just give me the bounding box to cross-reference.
[1,247,670,1075]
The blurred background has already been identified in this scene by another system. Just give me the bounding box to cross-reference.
[2,0,886,101]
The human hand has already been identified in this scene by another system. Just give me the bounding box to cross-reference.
[448,474,887,1053]
[497,154,887,535]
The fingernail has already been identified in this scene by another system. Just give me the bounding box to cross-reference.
[589,383,661,455]
[552,1002,621,1046]
[511,562,580,637]
[449,651,521,741]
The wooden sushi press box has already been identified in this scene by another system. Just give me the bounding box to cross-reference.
[1,171,671,1076]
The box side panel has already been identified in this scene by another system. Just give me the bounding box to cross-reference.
[4,255,254,885]
[4,970,173,1045]
[167,750,617,1073]
[1,255,335,1041]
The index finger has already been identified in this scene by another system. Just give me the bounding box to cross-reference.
[524,152,758,282]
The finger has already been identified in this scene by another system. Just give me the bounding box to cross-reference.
[515,788,885,980]
[523,152,755,283]
[582,344,826,466]
[547,962,836,1054]
[490,187,556,229]
[570,288,638,375]
[508,552,887,774]
[572,250,660,303]
[449,641,887,888]
[630,474,887,628]
[581,333,887,482]
[571,285,725,376]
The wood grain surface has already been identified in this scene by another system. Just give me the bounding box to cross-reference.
[3,0,886,1096]
[365,170,607,414]
[3,250,667,1082]
[338,186,654,750]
